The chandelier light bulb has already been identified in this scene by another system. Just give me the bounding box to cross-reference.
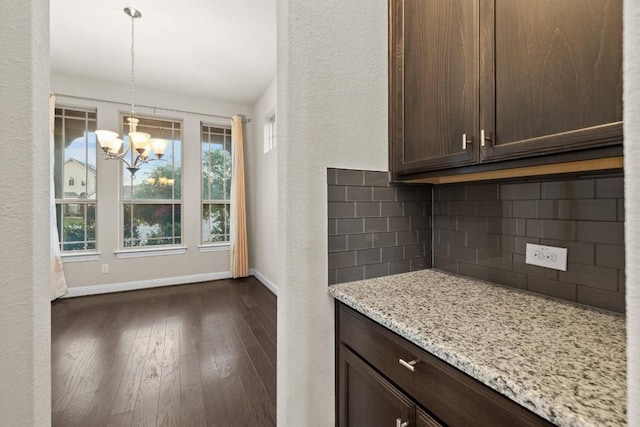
[150,138,168,158]
[110,138,124,154]
[95,130,118,152]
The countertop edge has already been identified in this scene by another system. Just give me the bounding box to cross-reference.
[328,272,626,427]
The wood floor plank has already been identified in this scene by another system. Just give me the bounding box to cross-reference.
[219,368,259,427]
[130,377,161,427]
[141,321,167,382]
[196,338,229,425]
[52,277,277,427]
[52,391,95,427]
[157,363,180,427]
[106,410,134,427]
[82,354,129,427]
[52,338,99,413]
[232,315,277,411]
[180,383,206,427]
[162,317,180,368]
[111,335,151,415]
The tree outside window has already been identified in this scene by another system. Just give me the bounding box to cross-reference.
[122,116,182,247]
[202,124,232,243]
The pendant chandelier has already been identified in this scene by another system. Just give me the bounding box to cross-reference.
[95,7,168,178]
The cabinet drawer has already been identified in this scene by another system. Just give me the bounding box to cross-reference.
[337,303,552,427]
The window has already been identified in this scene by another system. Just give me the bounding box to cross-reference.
[201,124,232,243]
[264,114,276,153]
[122,116,182,247]
[53,107,97,252]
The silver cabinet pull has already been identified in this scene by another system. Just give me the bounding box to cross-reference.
[398,358,418,372]
[480,129,491,147]
[396,418,409,427]
[462,133,472,150]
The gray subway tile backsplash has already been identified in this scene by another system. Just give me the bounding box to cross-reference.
[541,179,595,199]
[364,170,389,187]
[328,168,432,286]
[336,169,364,186]
[433,173,625,313]
[557,199,617,221]
[596,176,624,198]
[576,221,625,244]
[328,168,624,313]
[346,186,373,201]
[501,182,540,200]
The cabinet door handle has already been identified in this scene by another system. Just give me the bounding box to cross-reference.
[462,133,472,150]
[398,358,418,372]
[480,129,491,147]
[396,418,409,427]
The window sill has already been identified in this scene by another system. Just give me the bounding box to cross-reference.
[61,252,101,263]
[198,243,230,253]
[115,246,188,259]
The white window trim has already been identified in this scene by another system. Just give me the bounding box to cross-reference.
[115,246,187,259]
[201,123,232,245]
[198,243,231,253]
[120,114,184,249]
[61,251,101,263]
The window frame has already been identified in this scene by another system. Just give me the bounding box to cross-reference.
[120,113,184,249]
[201,122,233,245]
[54,105,98,254]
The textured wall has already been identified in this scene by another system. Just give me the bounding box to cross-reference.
[328,168,432,284]
[0,0,51,424]
[433,175,625,313]
[624,0,640,421]
[277,0,388,425]
[247,79,278,290]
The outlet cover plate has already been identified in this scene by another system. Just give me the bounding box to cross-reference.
[525,243,568,271]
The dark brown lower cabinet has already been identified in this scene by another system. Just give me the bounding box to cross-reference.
[336,302,553,427]
[339,343,443,427]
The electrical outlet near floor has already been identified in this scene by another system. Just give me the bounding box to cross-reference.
[101,264,109,274]
[525,243,568,271]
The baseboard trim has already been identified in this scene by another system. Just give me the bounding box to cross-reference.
[63,271,233,298]
[250,268,278,295]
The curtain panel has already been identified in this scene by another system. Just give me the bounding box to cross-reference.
[50,95,68,300]
[230,115,248,278]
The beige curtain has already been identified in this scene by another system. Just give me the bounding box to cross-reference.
[230,115,249,278]
[50,95,68,300]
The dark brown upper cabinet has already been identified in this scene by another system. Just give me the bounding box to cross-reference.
[390,0,623,180]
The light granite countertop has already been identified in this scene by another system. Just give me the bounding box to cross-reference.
[328,269,626,427]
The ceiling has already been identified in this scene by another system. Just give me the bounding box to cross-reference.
[50,0,276,106]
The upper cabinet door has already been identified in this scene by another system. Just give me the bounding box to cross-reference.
[480,0,623,162]
[390,0,479,175]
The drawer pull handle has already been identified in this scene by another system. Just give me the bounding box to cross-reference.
[398,358,418,372]
[396,418,409,427]
[462,133,472,150]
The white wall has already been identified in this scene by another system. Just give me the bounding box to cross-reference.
[0,0,51,424]
[247,78,278,290]
[624,0,640,422]
[276,1,388,425]
[52,74,253,293]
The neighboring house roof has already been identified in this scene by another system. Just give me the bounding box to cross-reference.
[64,158,96,175]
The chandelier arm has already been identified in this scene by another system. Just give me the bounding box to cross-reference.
[104,153,133,169]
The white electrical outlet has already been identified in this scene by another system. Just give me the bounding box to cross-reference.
[101,264,109,274]
[525,243,567,271]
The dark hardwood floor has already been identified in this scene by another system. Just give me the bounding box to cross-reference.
[51,277,277,427]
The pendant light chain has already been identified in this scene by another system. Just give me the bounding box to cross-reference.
[130,13,136,120]
[94,7,168,178]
